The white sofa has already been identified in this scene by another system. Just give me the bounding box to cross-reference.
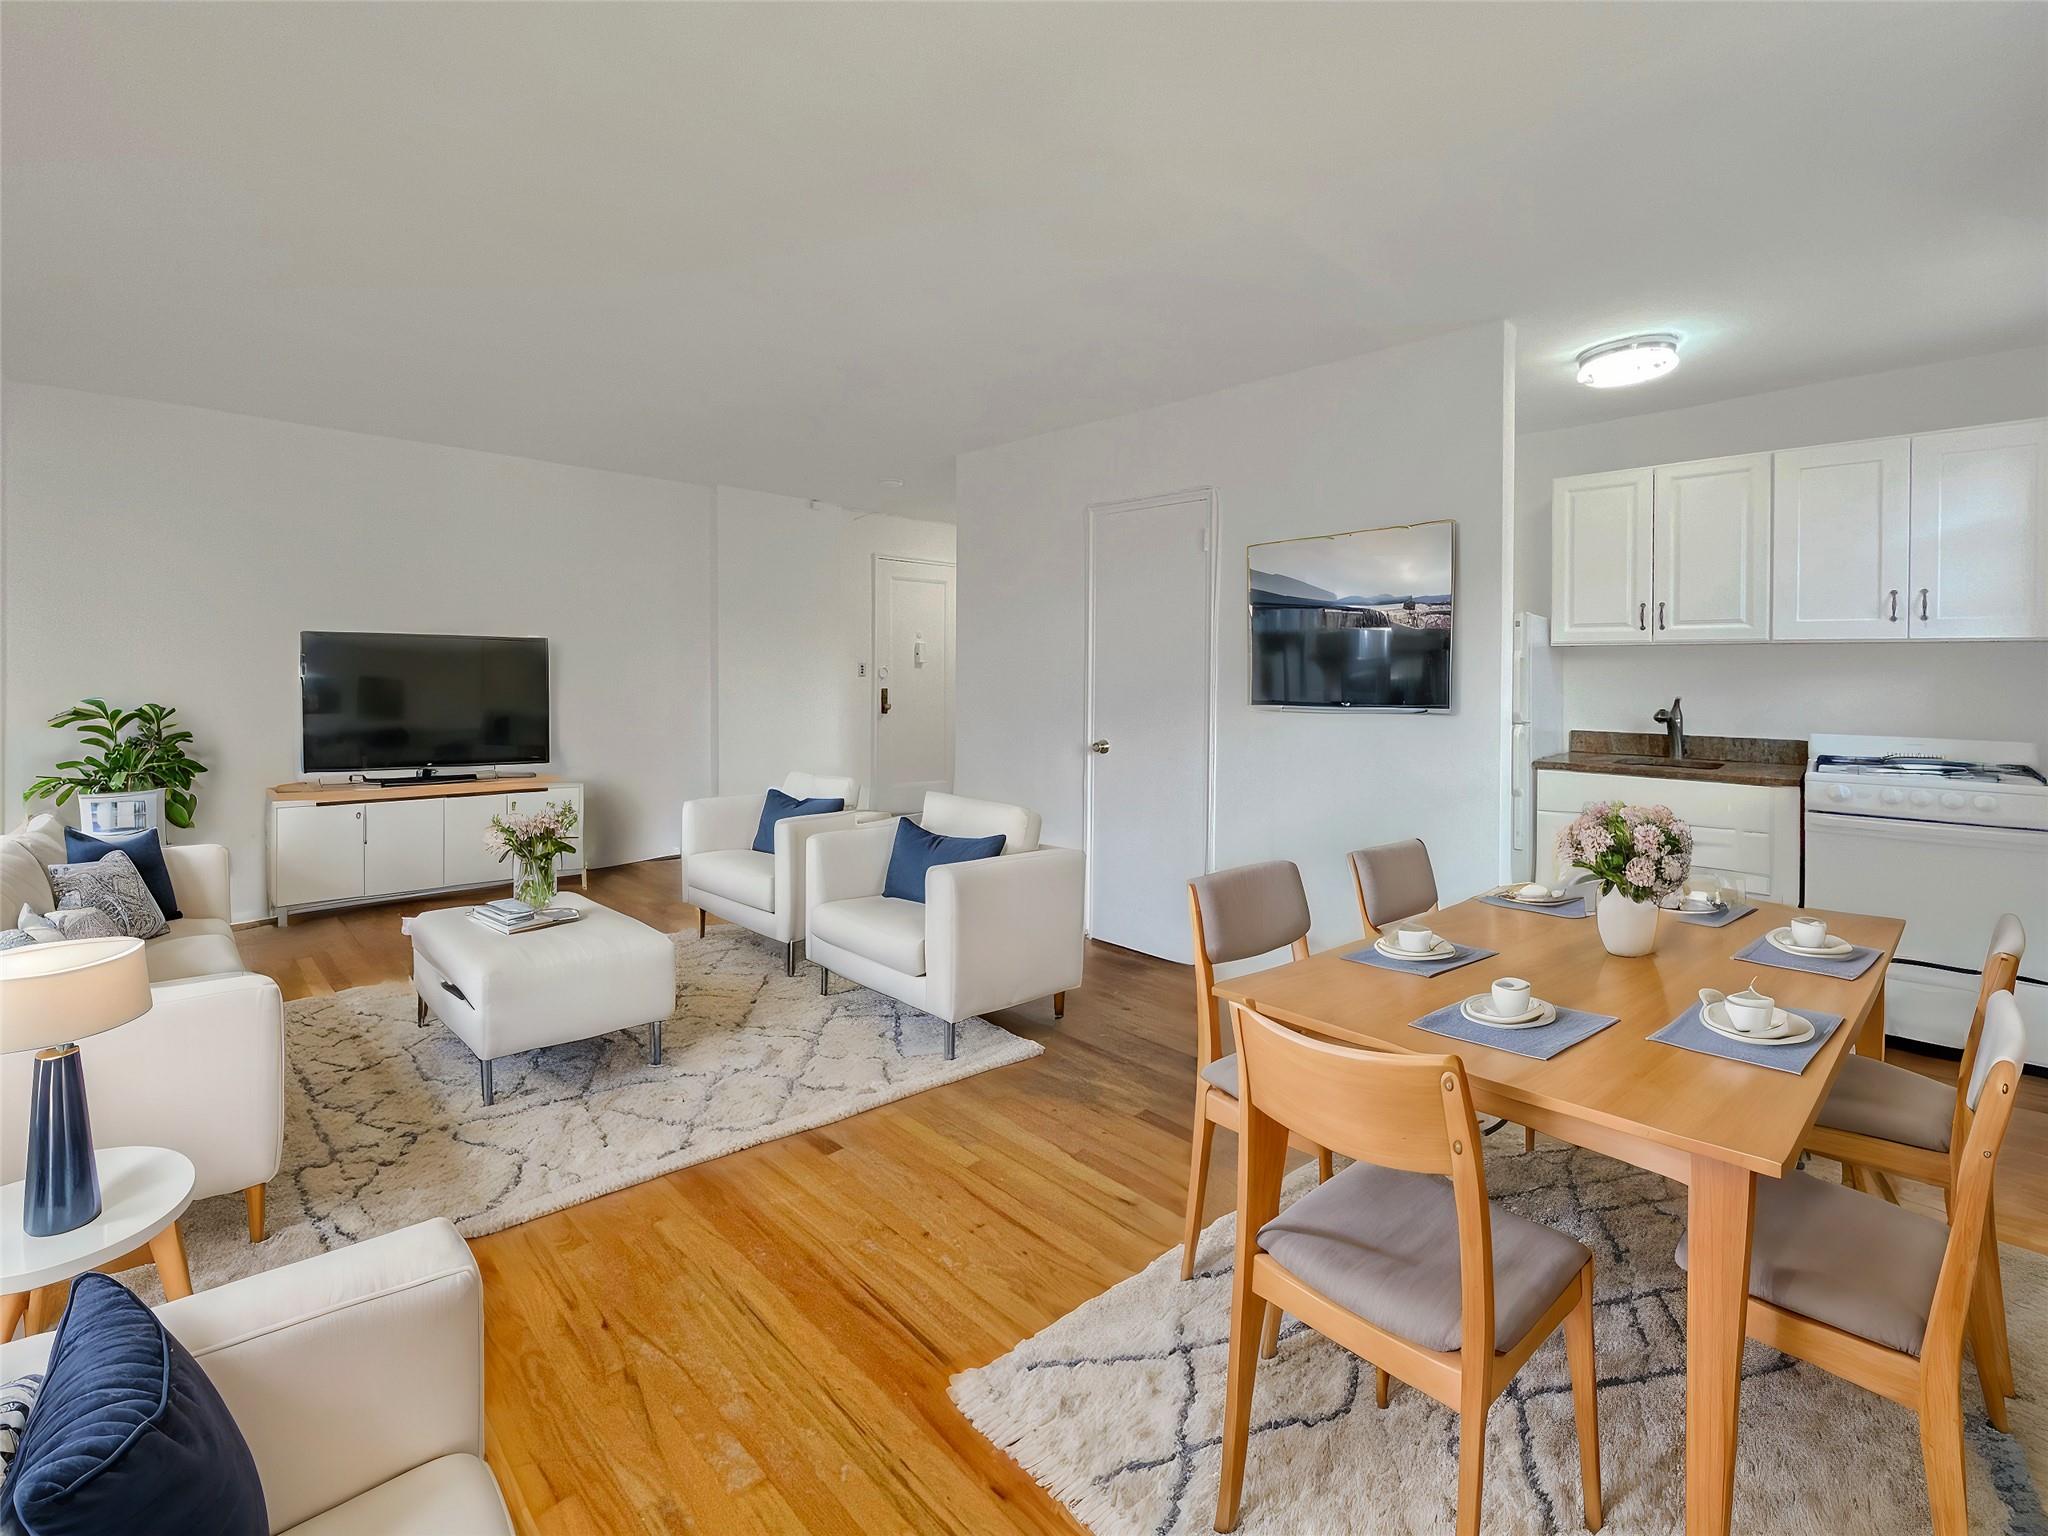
[804,792,1085,1059]
[1,814,285,1240]
[680,772,862,973]
[0,1218,512,1535]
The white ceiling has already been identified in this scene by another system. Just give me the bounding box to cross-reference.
[4,3,2043,518]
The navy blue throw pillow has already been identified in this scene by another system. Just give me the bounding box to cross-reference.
[882,819,1006,903]
[62,829,181,921]
[2,1274,264,1536]
[751,788,845,854]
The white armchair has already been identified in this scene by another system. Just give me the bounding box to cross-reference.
[804,792,1085,1059]
[1,817,285,1241]
[0,1218,511,1534]
[680,772,862,973]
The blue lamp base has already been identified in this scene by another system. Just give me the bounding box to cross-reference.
[24,1045,100,1237]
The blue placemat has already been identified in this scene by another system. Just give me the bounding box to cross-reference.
[1673,900,1759,928]
[1733,932,1881,980]
[1341,941,1497,978]
[1650,1002,1845,1075]
[1407,999,1620,1060]
[1478,892,1592,920]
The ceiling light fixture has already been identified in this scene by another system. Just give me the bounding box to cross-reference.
[880,478,904,490]
[1574,333,1681,389]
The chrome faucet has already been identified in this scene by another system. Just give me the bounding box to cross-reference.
[1653,697,1685,760]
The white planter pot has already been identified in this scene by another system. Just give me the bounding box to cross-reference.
[1596,887,1661,957]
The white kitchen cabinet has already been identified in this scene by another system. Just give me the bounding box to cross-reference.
[1908,419,2046,639]
[1550,468,1653,645]
[1771,437,1910,641]
[508,783,585,875]
[272,802,365,909]
[442,794,511,889]
[1651,454,1772,642]
[1534,770,1800,903]
[364,798,446,897]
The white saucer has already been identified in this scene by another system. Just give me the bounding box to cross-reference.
[1460,996,1558,1030]
[1766,926,1854,959]
[1505,889,1577,907]
[1376,934,1455,961]
[1700,1000,1814,1046]
[1676,897,1727,915]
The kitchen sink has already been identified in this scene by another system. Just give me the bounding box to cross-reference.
[1607,755,1724,770]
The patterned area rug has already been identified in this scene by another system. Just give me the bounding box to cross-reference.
[139,927,1039,1297]
[951,1132,2048,1535]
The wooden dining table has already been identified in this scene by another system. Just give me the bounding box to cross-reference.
[1212,894,1905,1536]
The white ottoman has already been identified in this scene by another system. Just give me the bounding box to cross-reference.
[409,894,677,1104]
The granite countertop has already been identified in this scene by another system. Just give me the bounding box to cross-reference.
[1532,731,1807,789]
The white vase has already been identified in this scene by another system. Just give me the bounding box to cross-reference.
[1596,887,1660,956]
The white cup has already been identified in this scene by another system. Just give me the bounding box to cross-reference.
[1517,883,1552,901]
[1723,986,1776,1034]
[1790,915,1829,949]
[1689,887,1720,907]
[1490,977,1533,1018]
[1395,926,1438,954]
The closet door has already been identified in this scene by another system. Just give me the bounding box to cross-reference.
[1651,453,1771,642]
[1771,438,1909,641]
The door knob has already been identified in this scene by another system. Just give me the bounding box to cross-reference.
[1090,740,1110,754]
[879,687,890,715]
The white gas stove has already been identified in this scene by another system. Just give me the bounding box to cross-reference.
[1804,734,2047,1065]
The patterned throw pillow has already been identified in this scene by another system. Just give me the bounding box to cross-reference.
[0,928,36,951]
[0,1372,41,1479]
[44,850,166,939]
[16,904,123,943]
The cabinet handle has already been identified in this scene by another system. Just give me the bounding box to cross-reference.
[1888,588,1899,622]
[1637,602,1647,632]
[1918,587,1929,622]
[1656,601,1667,631]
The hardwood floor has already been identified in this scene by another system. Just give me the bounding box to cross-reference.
[237,859,2048,1535]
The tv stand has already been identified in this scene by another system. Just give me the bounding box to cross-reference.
[265,775,586,924]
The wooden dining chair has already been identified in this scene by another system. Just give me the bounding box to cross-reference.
[1351,837,1538,1155]
[1348,837,1440,937]
[1804,913,2023,1401]
[1183,864,1334,1282]
[1215,1002,1601,1536]
[1683,991,2028,1534]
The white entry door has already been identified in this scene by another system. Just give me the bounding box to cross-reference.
[871,557,956,813]
[1086,491,1214,961]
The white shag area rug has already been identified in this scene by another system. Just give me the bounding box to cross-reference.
[951,1133,2048,1535]
[136,927,1039,1297]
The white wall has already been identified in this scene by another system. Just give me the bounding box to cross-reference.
[1517,346,2048,752]
[713,486,954,803]
[955,323,1513,951]
[2,383,719,921]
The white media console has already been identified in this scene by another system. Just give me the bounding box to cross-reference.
[266,776,585,925]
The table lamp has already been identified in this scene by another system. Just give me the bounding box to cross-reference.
[0,936,152,1236]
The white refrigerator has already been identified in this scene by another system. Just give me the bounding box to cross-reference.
[1510,613,1566,883]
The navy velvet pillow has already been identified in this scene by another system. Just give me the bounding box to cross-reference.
[881,819,1006,903]
[1,1274,264,1536]
[62,829,181,922]
[750,788,846,854]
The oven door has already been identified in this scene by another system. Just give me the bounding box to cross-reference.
[1805,811,2048,1063]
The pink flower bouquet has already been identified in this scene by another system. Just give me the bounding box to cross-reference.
[1555,801,1692,903]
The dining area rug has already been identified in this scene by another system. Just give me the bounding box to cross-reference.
[951,1132,2047,1535]
[128,926,1039,1298]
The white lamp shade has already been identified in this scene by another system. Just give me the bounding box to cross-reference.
[0,936,152,1054]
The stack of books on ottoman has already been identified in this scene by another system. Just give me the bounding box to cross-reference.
[469,898,583,936]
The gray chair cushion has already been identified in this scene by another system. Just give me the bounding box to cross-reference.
[1190,862,1309,965]
[1676,1171,1946,1356]
[1815,1055,1953,1152]
[1351,840,1438,931]
[1200,1054,1239,1097]
[1257,1161,1589,1354]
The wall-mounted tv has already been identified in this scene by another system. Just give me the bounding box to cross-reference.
[1248,520,1454,711]
[300,631,550,774]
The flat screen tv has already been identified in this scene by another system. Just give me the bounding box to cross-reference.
[300,631,550,774]
[1248,519,1454,711]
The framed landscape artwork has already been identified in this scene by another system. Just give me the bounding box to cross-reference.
[1247,518,1455,711]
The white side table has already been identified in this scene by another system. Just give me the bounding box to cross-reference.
[1,1145,196,1340]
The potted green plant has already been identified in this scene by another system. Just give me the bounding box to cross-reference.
[23,700,209,833]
